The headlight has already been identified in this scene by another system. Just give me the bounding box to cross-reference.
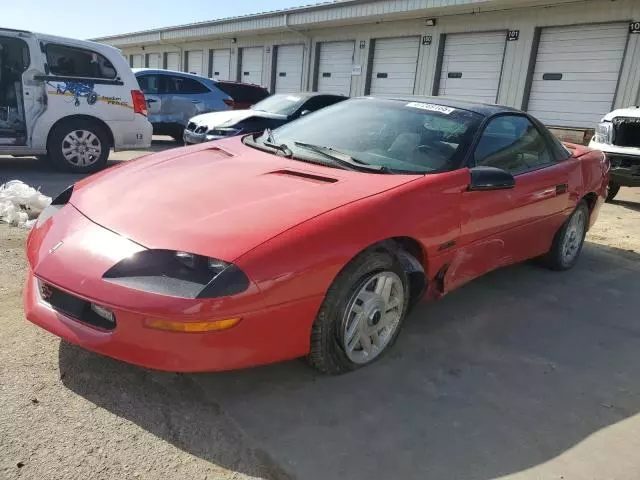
[594,122,612,144]
[36,184,73,227]
[207,127,242,138]
[102,249,249,299]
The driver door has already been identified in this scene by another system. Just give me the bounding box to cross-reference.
[446,114,574,291]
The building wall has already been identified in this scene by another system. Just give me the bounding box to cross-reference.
[118,0,640,128]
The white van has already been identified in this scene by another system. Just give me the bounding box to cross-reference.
[0,28,152,173]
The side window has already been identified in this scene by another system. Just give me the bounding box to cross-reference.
[474,115,555,174]
[167,76,210,94]
[46,44,117,79]
[136,75,159,94]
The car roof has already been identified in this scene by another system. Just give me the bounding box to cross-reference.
[132,68,211,81]
[273,92,347,99]
[365,95,523,117]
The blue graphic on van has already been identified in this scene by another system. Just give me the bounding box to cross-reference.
[47,81,98,107]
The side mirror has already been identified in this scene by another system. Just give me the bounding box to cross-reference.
[299,110,311,117]
[469,166,515,191]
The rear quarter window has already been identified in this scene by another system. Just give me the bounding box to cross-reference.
[216,82,269,103]
[46,44,117,79]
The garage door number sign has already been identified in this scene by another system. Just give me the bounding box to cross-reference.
[631,22,640,34]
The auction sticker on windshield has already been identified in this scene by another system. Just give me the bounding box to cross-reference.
[405,102,455,114]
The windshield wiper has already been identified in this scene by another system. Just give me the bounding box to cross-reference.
[261,128,292,157]
[293,141,388,173]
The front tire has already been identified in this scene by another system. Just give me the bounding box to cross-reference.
[541,200,589,271]
[307,250,409,375]
[47,119,109,173]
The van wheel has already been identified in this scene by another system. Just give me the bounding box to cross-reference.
[48,119,109,173]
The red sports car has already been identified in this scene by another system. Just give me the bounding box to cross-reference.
[24,97,609,374]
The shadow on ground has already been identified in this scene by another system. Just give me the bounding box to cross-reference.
[612,199,640,213]
[59,243,640,480]
[0,139,175,197]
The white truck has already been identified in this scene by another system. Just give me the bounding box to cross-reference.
[0,28,152,173]
[589,106,640,202]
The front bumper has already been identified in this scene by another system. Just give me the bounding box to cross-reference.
[589,140,640,187]
[183,128,226,145]
[112,116,153,150]
[23,206,319,372]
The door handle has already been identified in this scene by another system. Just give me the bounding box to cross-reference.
[146,98,157,103]
[191,100,201,104]
[556,184,568,194]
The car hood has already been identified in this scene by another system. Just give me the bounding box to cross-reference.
[602,107,640,121]
[190,109,287,128]
[70,138,419,261]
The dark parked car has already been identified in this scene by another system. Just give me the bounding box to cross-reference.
[183,92,347,144]
[214,80,270,109]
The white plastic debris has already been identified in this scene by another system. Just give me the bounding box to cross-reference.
[0,180,51,228]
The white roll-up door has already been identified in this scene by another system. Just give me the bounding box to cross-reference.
[147,53,161,69]
[369,37,420,95]
[166,52,180,71]
[240,47,264,85]
[438,31,506,103]
[275,44,304,93]
[187,50,203,76]
[131,54,143,68]
[317,41,354,96]
[527,23,628,128]
[210,49,231,80]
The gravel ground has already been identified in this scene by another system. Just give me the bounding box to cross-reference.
[1,148,639,480]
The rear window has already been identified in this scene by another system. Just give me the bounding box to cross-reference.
[215,82,269,103]
[46,44,117,79]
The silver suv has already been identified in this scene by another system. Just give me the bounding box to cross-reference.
[134,69,232,143]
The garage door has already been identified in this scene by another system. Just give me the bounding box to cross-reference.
[240,47,264,85]
[166,52,180,71]
[275,44,304,93]
[147,53,161,69]
[369,37,420,95]
[438,31,506,103]
[210,49,231,80]
[527,23,628,128]
[131,54,143,68]
[187,50,203,76]
[317,41,354,96]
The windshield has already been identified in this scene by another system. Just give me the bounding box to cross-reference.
[250,94,306,115]
[260,98,483,174]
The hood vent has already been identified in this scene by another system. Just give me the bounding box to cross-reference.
[267,170,338,184]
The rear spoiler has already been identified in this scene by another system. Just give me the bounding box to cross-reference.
[562,142,594,159]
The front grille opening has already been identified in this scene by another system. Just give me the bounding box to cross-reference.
[186,122,197,132]
[613,117,640,148]
[40,282,116,331]
[195,126,207,134]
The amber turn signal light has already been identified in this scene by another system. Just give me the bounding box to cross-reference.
[145,318,241,332]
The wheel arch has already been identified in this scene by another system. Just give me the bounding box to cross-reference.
[581,192,599,229]
[345,236,428,310]
[46,115,115,151]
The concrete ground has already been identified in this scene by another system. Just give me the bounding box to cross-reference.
[1,144,640,480]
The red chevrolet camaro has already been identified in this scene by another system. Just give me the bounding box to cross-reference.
[24,97,609,374]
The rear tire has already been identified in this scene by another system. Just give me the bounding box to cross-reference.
[605,182,620,202]
[47,119,109,173]
[307,250,409,375]
[540,200,589,271]
[172,127,185,145]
